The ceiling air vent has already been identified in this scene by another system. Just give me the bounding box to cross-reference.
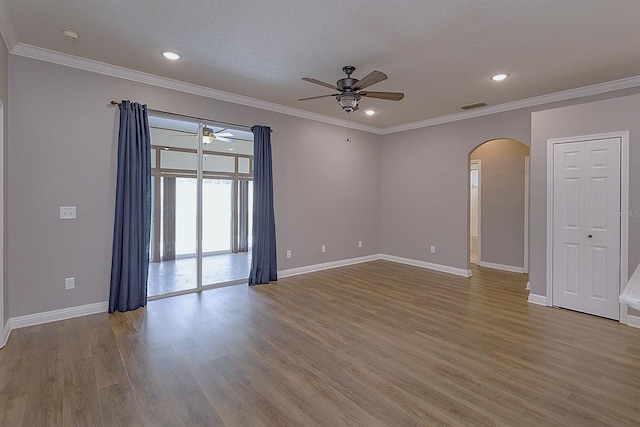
[460,102,487,110]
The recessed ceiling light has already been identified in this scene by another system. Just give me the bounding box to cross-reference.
[491,73,508,81]
[364,110,376,116]
[228,148,234,151]
[162,51,181,60]
[62,29,79,41]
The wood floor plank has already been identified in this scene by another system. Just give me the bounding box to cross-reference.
[3,261,640,426]
[147,345,224,426]
[62,357,102,426]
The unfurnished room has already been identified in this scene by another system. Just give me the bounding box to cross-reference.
[1,1,640,426]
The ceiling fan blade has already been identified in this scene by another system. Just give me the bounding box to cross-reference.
[359,91,404,101]
[302,77,338,90]
[298,94,338,101]
[353,71,387,90]
[214,132,234,138]
[215,137,235,143]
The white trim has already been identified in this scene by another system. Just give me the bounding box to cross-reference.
[524,156,530,274]
[619,134,630,325]
[0,0,18,51]
[625,315,640,329]
[381,75,640,135]
[526,281,530,290]
[9,301,108,330]
[10,43,380,134]
[2,320,9,347]
[0,103,3,348]
[278,254,380,279]
[527,293,548,306]
[546,131,630,322]
[478,261,526,274]
[380,254,472,277]
[6,44,640,136]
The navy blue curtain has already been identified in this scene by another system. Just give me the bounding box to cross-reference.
[249,125,277,285]
[109,101,152,313]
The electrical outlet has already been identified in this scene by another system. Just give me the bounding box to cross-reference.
[321,245,326,253]
[286,250,292,259]
[60,206,76,219]
[65,277,75,290]
[358,240,363,248]
[430,246,436,253]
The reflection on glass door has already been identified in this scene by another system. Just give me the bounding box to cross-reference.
[147,116,254,298]
[148,123,199,297]
[199,122,253,287]
[202,179,233,254]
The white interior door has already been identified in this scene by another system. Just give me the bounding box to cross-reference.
[552,137,620,320]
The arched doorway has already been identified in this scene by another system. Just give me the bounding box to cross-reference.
[468,138,530,275]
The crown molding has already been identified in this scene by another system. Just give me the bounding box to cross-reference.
[10,43,382,134]
[9,43,640,136]
[0,0,18,51]
[380,75,640,135]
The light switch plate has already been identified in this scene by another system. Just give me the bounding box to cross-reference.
[60,206,76,219]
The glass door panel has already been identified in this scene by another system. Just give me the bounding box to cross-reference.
[148,116,254,295]
[147,123,199,297]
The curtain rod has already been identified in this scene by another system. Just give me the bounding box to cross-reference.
[109,101,270,132]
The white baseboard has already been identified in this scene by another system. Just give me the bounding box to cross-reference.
[478,261,526,274]
[625,314,640,329]
[380,254,472,277]
[2,320,10,348]
[526,281,531,290]
[278,254,381,279]
[527,293,548,306]
[278,253,472,279]
[9,301,108,330]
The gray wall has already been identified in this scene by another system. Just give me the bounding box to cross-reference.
[530,95,640,298]
[381,109,532,271]
[0,40,7,326]
[470,139,529,268]
[6,54,640,320]
[7,55,381,318]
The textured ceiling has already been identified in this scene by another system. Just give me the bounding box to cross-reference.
[6,0,640,128]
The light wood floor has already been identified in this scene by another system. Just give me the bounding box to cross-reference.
[2,261,640,426]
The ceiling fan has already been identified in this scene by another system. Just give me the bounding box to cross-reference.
[202,126,234,144]
[299,66,404,112]
[167,127,236,143]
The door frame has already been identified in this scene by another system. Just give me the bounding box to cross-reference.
[546,131,629,324]
[524,156,530,274]
[470,159,481,265]
[0,103,5,347]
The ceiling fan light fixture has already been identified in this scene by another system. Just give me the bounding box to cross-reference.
[202,126,214,144]
[338,93,360,112]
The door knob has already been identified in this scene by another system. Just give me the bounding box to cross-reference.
[588,234,593,238]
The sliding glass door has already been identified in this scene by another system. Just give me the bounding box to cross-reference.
[147,115,253,298]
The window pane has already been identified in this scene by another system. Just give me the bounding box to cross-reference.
[202,179,232,253]
[203,155,235,173]
[162,150,197,170]
[248,181,253,249]
[175,178,197,256]
[239,157,250,174]
[151,148,157,168]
